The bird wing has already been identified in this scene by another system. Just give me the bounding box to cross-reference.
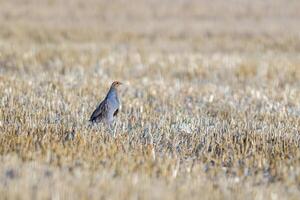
[89,99,108,122]
[113,109,119,117]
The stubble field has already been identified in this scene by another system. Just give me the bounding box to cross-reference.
[0,0,300,199]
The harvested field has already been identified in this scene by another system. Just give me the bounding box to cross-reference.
[0,0,300,199]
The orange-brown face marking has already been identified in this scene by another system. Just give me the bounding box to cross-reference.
[111,81,122,88]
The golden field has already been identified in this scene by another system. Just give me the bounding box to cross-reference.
[0,0,300,199]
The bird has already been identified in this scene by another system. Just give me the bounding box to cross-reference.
[89,81,122,125]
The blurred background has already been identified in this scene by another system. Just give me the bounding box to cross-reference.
[0,0,299,53]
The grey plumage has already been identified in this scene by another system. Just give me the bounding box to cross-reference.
[89,81,122,125]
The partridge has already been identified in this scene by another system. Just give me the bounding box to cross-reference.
[89,81,122,125]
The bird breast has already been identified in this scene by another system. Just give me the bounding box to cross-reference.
[106,92,119,115]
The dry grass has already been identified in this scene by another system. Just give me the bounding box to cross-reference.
[1,0,300,199]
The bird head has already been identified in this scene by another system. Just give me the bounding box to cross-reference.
[111,81,122,89]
